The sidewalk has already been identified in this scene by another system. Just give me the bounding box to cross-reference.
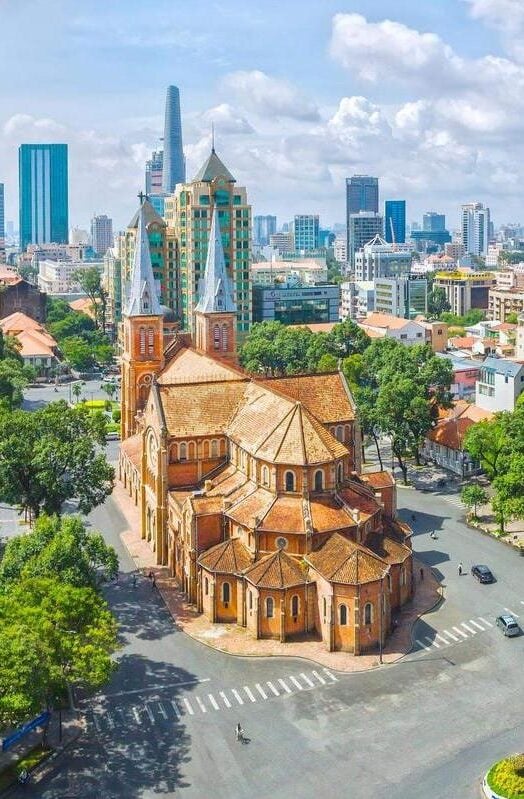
[114,482,442,673]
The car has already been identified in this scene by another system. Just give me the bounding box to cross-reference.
[471,564,495,583]
[496,614,521,637]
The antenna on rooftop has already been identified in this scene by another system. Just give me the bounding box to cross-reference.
[211,122,215,153]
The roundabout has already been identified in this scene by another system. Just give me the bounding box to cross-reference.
[483,755,524,799]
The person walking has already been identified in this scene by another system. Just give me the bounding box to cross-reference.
[420,567,424,581]
[236,723,243,742]
[132,573,137,588]
[458,562,463,576]
[152,574,156,589]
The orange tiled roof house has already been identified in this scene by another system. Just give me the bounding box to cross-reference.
[119,194,414,655]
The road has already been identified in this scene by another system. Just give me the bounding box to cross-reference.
[6,475,519,799]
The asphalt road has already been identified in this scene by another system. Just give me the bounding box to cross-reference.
[6,476,519,799]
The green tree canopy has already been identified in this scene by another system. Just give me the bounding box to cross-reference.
[60,336,96,370]
[0,330,35,409]
[461,484,488,516]
[72,266,108,332]
[427,286,451,317]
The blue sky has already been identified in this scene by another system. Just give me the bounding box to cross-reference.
[1,0,523,231]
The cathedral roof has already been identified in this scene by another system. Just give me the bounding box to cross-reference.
[193,148,236,183]
[306,533,388,585]
[159,381,247,437]
[259,373,356,423]
[198,538,252,575]
[158,346,245,385]
[125,202,161,317]
[243,549,306,589]
[365,533,412,565]
[195,208,236,315]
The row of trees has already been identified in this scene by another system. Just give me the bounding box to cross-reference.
[47,297,113,371]
[0,330,34,409]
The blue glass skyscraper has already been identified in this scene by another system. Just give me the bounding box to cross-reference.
[384,200,406,244]
[162,85,185,194]
[19,144,68,250]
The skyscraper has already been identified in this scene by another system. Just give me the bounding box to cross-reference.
[294,215,319,251]
[423,212,446,232]
[145,150,164,197]
[462,203,490,257]
[19,144,68,251]
[348,212,384,269]
[91,214,114,256]
[253,215,276,246]
[384,200,406,244]
[162,85,185,194]
[346,176,379,266]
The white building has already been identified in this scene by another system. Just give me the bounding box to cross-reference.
[90,214,113,256]
[340,281,374,320]
[38,258,103,295]
[358,312,427,345]
[461,202,490,257]
[475,357,524,412]
[354,235,412,282]
[251,258,327,286]
[348,212,384,268]
[69,227,89,246]
[333,234,347,268]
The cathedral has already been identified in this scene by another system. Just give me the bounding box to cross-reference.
[119,183,414,655]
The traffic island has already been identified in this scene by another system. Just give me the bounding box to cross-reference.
[482,754,524,798]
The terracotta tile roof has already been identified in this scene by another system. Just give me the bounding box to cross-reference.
[449,336,475,349]
[309,494,356,533]
[158,346,246,385]
[160,381,247,437]
[190,495,224,515]
[260,496,307,533]
[226,488,276,528]
[69,297,97,319]
[362,313,414,330]
[492,323,517,332]
[243,549,306,589]
[339,486,380,518]
[16,330,56,357]
[357,324,385,339]
[0,266,22,285]
[259,373,355,423]
[293,322,337,334]
[306,533,388,585]
[366,532,411,565]
[427,416,473,450]
[0,311,44,334]
[360,471,395,489]
[207,466,251,498]
[198,538,252,575]
[120,434,141,468]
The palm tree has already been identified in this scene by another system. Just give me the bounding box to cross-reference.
[72,383,82,404]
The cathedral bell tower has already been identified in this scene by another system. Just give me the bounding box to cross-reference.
[194,207,237,361]
[121,199,164,440]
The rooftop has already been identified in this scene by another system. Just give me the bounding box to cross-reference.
[193,148,235,183]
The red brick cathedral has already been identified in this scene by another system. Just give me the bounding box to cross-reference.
[119,198,414,655]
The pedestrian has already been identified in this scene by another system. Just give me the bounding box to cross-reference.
[148,570,153,580]
[458,562,463,576]
[152,574,156,589]
[420,567,424,581]
[132,573,137,588]
[236,722,243,742]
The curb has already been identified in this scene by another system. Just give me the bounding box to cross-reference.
[403,567,446,660]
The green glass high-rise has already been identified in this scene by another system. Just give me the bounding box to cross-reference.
[19,143,68,251]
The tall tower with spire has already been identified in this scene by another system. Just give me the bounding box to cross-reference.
[194,208,237,361]
[121,200,164,440]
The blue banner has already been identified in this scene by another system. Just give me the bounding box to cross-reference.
[2,710,51,752]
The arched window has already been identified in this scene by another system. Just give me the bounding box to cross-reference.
[205,577,209,596]
[364,602,373,625]
[336,425,344,442]
[266,596,274,618]
[188,442,196,460]
[291,595,299,617]
[147,327,154,354]
[337,463,343,484]
[179,442,187,461]
[314,470,324,491]
[213,324,221,350]
[211,439,218,457]
[171,443,178,461]
[222,582,230,604]
[339,604,348,626]
[222,323,228,351]
[139,326,146,355]
[285,471,295,492]
[262,466,269,486]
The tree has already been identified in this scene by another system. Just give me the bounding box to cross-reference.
[101,382,117,402]
[492,454,524,533]
[72,382,83,403]
[461,484,488,517]
[0,515,118,590]
[0,578,118,729]
[60,336,95,371]
[48,313,94,342]
[506,312,519,325]
[72,266,108,332]
[428,286,451,317]
[0,401,114,520]
[324,320,370,359]
[316,354,338,372]
[463,416,509,480]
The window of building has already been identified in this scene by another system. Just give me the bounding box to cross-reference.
[211,440,218,457]
[262,466,269,486]
[323,597,327,620]
[147,327,154,354]
[285,471,295,492]
[337,463,343,484]
[213,325,221,350]
[249,591,253,610]
[291,595,299,617]
[266,596,274,618]
[179,443,187,461]
[336,425,344,442]
[139,326,146,354]
[205,577,209,596]
[314,470,324,491]
[339,604,348,626]
[222,323,228,351]
[222,582,230,605]
[364,602,373,625]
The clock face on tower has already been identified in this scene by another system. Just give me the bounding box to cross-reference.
[148,431,158,469]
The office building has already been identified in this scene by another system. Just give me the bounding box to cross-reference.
[294,215,319,251]
[164,145,251,337]
[103,243,122,331]
[162,86,185,194]
[90,214,113,256]
[384,200,406,244]
[411,229,452,250]
[346,176,379,262]
[69,227,89,246]
[433,271,496,316]
[374,275,427,319]
[334,234,347,266]
[19,144,68,251]
[145,150,164,196]
[38,258,103,295]
[253,215,276,246]
[488,287,524,322]
[0,183,4,262]
[340,280,375,320]
[251,258,327,287]
[348,212,384,268]
[423,212,446,232]
[253,283,340,325]
[462,203,490,257]
[269,232,294,253]
[354,234,411,282]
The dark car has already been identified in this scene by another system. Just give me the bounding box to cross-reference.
[496,614,521,637]
[471,564,495,583]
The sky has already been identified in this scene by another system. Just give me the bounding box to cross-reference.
[1,0,524,233]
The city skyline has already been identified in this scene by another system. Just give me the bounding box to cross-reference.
[0,1,523,231]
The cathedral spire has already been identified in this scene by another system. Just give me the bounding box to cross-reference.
[195,208,236,315]
[125,201,161,317]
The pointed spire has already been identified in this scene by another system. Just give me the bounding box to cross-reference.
[125,201,161,317]
[195,208,236,315]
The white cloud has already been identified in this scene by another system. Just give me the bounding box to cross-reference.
[200,103,255,135]
[221,70,319,121]
[464,0,524,61]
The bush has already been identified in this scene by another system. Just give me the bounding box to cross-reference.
[487,754,524,798]
[112,408,121,422]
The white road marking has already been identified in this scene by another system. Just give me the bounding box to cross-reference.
[219,691,231,708]
[132,706,141,724]
[300,672,315,688]
[425,637,439,648]
[145,704,155,723]
[461,622,477,634]
[243,686,256,703]
[416,639,432,651]
[196,697,207,713]
[469,619,485,631]
[267,681,280,696]
[278,678,292,694]
[521,600,524,606]
[255,683,267,700]
[453,626,468,639]
[504,608,519,618]
[435,633,450,646]
[170,701,181,720]
[289,675,304,690]
[101,678,210,700]
[478,616,493,627]
[182,698,194,716]
[157,701,168,719]
[208,694,219,710]
[323,669,338,682]
[312,670,326,685]
[442,629,459,642]
[231,689,244,705]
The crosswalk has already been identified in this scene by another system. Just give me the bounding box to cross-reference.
[87,668,338,732]
[439,493,463,509]
[415,608,520,653]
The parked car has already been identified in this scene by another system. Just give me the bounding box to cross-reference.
[471,564,495,583]
[496,614,521,637]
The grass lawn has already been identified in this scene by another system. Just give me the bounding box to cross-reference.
[487,755,524,798]
[0,744,53,791]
